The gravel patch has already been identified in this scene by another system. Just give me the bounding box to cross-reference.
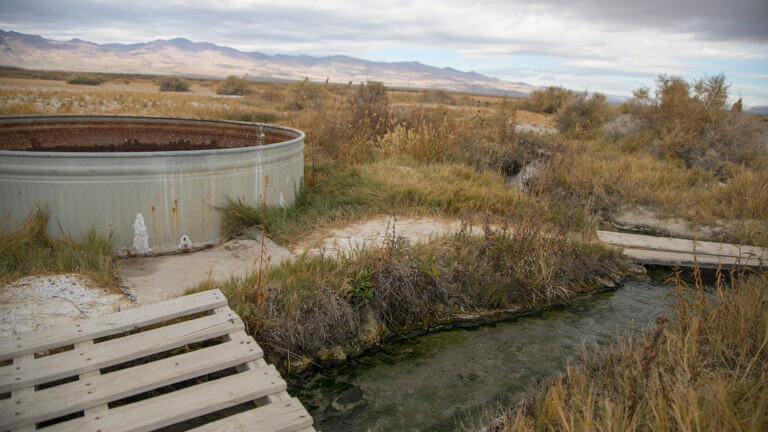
[0,274,130,338]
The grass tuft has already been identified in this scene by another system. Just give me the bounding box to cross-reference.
[0,209,117,288]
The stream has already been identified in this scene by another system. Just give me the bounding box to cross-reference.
[294,280,677,431]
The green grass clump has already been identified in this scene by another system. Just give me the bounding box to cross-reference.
[0,209,117,287]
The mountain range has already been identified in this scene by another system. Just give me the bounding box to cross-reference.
[0,30,535,96]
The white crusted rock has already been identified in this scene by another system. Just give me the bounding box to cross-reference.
[132,213,151,255]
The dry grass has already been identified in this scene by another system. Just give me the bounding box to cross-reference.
[187,218,628,370]
[490,268,768,432]
[529,137,768,246]
[0,209,117,288]
[220,157,596,246]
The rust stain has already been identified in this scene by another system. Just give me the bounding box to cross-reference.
[0,117,294,152]
[172,199,179,230]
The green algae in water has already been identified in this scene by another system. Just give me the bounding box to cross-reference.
[295,281,677,431]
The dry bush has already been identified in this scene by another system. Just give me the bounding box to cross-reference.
[625,73,767,170]
[381,106,470,162]
[349,81,390,138]
[260,87,286,104]
[286,78,324,110]
[158,75,189,92]
[601,113,643,141]
[555,92,611,134]
[216,75,252,95]
[420,89,457,105]
[525,86,574,114]
[66,73,103,85]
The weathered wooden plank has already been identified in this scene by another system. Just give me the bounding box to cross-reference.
[0,335,263,430]
[0,308,242,393]
[189,397,313,432]
[597,231,767,259]
[9,354,34,432]
[46,366,286,432]
[0,289,226,361]
[621,248,764,269]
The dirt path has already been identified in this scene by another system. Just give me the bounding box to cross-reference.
[119,237,293,304]
[292,215,493,257]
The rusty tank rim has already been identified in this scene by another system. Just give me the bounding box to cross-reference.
[0,114,306,158]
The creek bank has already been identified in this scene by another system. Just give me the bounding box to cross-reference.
[278,265,641,379]
[297,279,675,431]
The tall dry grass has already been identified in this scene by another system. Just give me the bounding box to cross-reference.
[491,268,768,431]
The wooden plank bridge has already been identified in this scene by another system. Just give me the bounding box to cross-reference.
[598,230,767,269]
[0,289,314,432]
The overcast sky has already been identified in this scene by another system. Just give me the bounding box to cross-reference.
[2,0,767,105]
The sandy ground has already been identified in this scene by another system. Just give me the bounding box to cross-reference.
[610,206,730,241]
[120,238,293,304]
[0,274,129,338]
[292,215,494,258]
[118,216,489,304]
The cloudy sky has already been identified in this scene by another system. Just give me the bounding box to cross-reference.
[2,0,767,106]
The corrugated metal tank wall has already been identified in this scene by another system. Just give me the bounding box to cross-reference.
[0,115,305,254]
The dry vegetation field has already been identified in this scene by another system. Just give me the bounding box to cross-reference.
[2,67,767,430]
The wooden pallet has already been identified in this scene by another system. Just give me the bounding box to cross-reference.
[0,289,314,432]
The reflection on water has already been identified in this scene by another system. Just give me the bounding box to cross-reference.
[296,281,675,432]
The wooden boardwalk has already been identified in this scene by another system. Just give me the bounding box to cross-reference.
[0,289,314,432]
[597,230,767,269]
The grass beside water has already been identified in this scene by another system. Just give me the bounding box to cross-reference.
[487,269,768,431]
[187,219,629,371]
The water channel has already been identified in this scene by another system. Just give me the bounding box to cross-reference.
[294,280,677,431]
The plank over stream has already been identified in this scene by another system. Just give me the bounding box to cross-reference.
[597,230,767,269]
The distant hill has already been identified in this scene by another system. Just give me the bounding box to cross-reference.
[0,30,535,96]
[748,105,768,114]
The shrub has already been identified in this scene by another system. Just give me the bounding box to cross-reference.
[601,113,643,141]
[286,78,323,110]
[158,75,190,92]
[626,73,767,170]
[420,89,456,105]
[555,92,611,134]
[66,73,103,85]
[349,81,389,137]
[216,75,252,95]
[526,86,574,113]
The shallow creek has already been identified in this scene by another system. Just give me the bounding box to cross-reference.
[294,280,677,431]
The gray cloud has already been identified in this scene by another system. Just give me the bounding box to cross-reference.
[1,0,766,105]
[2,0,766,50]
